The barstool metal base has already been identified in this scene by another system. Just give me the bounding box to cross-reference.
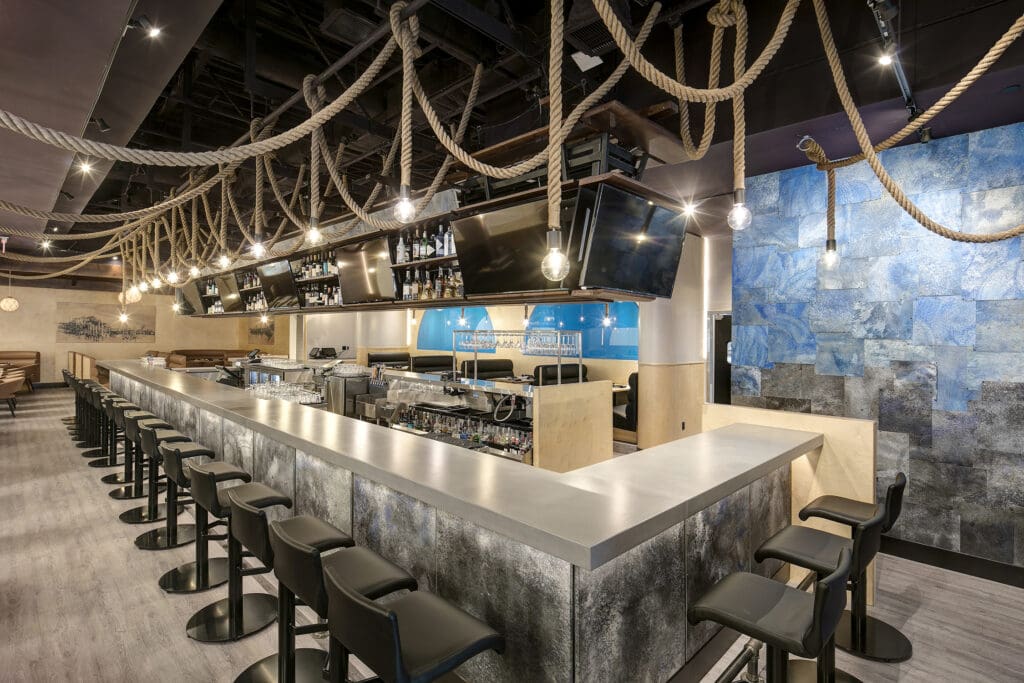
[233,649,328,683]
[186,593,277,643]
[101,471,147,485]
[159,558,230,593]
[109,482,164,500]
[134,524,197,550]
[835,611,913,663]
[88,457,123,468]
[118,502,184,524]
[788,660,863,682]
[75,442,95,450]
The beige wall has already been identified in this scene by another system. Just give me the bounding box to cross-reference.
[705,234,732,313]
[235,315,290,356]
[407,304,638,383]
[0,285,242,383]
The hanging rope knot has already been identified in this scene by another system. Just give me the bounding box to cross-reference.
[707,0,741,28]
[389,2,421,56]
[797,135,830,169]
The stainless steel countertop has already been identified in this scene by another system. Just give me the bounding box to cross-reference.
[101,360,823,569]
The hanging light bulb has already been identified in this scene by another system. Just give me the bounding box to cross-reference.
[601,303,612,328]
[40,239,52,251]
[188,265,201,278]
[218,254,231,269]
[150,276,162,289]
[172,302,181,313]
[165,271,179,284]
[138,280,149,293]
[540,229,571,281]
[393,185,416,223]
[307,216,322,244]
[821,238,840,270]
[1,270,19,312]
[457,307,468,327]
[125,285,141,304]
[727,189,753,231]
[118,311,129,324]
[522,305,530,328]
[250,241,266,258]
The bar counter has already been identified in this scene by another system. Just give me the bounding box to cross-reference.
[102,360,823,681]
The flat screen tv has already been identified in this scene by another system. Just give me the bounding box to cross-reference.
[214,273,244,312]
[451,193,586,295]
[336,237,396,303]
[177,281,203,316]
[256,260,300,309]
[579,184,686,298]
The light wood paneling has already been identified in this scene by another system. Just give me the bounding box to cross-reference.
[703,403,877,602]
[533,380,613,472]
[637,362,705,448]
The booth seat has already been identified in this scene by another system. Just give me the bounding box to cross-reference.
[367,352,410,368]
[410,355,454,374]
[460,359,514,380]
[0,351,41,383]
[533,363,588,385]
[613,372,638,432]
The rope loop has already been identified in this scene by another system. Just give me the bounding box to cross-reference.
[707,0,739,28]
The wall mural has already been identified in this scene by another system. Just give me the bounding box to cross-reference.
[55,303,156,343]
[731,120,1024,567]
[247,318,275,346]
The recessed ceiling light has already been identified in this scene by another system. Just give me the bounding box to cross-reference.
[78,159,93,174]
[879,53,893,66]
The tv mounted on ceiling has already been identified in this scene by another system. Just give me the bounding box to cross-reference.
[336,236,396,304]
[256,260,300,309]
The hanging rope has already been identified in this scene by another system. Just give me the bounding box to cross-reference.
[730,1,747,193]
[811,0,1024,243]
[547,0,565,229]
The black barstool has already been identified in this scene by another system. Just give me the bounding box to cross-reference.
[324,562,504,683]
[90,394,131,469]
[79,384,107,455]
[109,408,159,497]
[689,548,854,683]
[134,425,197,551]
[799,473,910,663]
[185,463,286,643]
[118,418,188,524]
[158,441,230,594]
[101,401,142,485]
[235,512,417,683]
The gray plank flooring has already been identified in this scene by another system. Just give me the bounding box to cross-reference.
[3,389,1023,682]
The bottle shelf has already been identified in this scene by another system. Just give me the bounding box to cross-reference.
[391,254,459,269]
[293,274,339,284]
[238,285,263,293]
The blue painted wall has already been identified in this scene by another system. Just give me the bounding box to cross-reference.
[733,121,1024,566]
[417,307,495,353]
[528,302,639,360]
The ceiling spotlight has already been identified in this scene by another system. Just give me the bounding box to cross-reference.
[52,227,59,233]
[40,239,52,250]
[165,271,179,284]
[77,159,93,174]
[393,185,416,223]
[188,265,201,278]
[111,255,119,262]
[128,16,162,38]
[879,53,893,66]
[118,311,129,324]
[682,202,697,218]
[172,302,181,313]
[259,314,269,324]
[601,303,613,328]
[147,26,161,38]
[250,242,266,258]
[218,254,231,269]
[522,305,530,329]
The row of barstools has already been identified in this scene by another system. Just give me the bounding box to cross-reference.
[63,371,505,682]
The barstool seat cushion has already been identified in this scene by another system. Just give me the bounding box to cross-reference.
[388,590,504,682]
[273,515,352,553]
[153,428,189,443]
[688,572,817,658]
[754,525,852,577]
[188,462,253,517]
[321,546,416,601]
[800,495,878,527]
[226,482,292,511]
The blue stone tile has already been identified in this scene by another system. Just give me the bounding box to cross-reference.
[818,255,871,290]
[852,299,913,340]
[768,248,818,304]
[962,184,1024,235]
[964,352,1024,390]
[796,213,827,249]
[976,300,1024,352]
[864,339,933,367]
[731,365,762,397]
[863,256,919,302]
[933,346,976,412]
[815,334,865,377]
[967,122,1024,191]
[732,287,770,325]
[762,303,816,364]
[779,164,826,217]
[733,211,798,249]
[910,232,964,297]
[834,160,883,205]
[898,189,964,237]
[732,325,770,368]
[745,172,780,213]
[838,198,905,258]
[880,135,968,193]
[912,296,977,346]
[960,238,1024,300]
[732,245,779,291]
[808,289,864,333]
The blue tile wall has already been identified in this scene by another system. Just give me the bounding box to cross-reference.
[732,121,1024,567]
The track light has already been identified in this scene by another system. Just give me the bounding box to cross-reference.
[541,229,570,281]
[59,191,74,201]
[727,189,752,231]
[523,305,530,328]
[393,185,415,223]
[128,16,162,38]
[90,117,111,133]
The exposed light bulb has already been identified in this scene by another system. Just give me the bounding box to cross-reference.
[165,271,179,284]
[218,254,230,269]
[458,308,468,327]
[727,190,753,231]
[879,53,893,66]
[540,229,571,281]
[635,233,647,243]
[111,255,119,261]
[821,238,840,270]
[118,312,129,323]
[259,314,269,324]
[78,160,93,174]
[307,216,322,244]
[393,185,416,223]
[150,277,162,289]
[138,281,149,293]
[682,202,697,217]
[189,266,200,278]
[602,315,612,327]
[250,242,266,258]
[40,239,52,250]
[172,302,181,313]
[523,317,530,327]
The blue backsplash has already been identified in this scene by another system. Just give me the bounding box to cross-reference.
[732,121,1024,566]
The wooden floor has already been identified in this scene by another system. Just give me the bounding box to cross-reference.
[3,389,1023,682]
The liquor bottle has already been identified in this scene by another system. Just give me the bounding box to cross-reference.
[421,231,431,259]
[401,273,411,301]
[453,268,464,298]
[412,230,421,260]
[396,234,406,264]
[435,227,445,257]
[410,268,420,299]
[446,225,456,257]
[435,268,444,298]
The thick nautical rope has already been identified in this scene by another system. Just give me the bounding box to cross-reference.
[547,0,565,229]
[812,0,1024,243]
